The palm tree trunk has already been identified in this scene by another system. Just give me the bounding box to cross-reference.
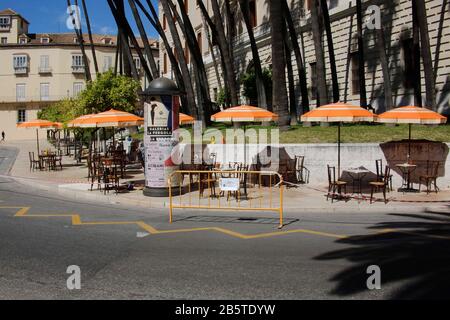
[281,0,309,115]
[137,0,193,116]
[109,0,139,80]
[376,26,393,110]
[310,0,328,106]
[356,0,367,108]
[320,0,339,103]
[197,1,231,106]
[210,0,239,106]
[80,0,99,74]
[414,0,436,110]
[67,0,92,81]
[201,12,223,91]
[171,0,212,125]
[238,0,267,109]
[158,0,198,118]
[412,0,423,107]
[270,0,290,128]
[128,0,159,78]
[284,30,297,125]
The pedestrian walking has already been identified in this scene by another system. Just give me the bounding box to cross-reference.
[1,131,5,141]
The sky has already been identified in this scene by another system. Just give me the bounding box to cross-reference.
[1,0,159,38]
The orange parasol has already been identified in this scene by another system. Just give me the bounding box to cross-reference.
[179,113,195,125]
[67,113,95,128]
[301,102,377,175]
[377,106,447,160]
[17,119,62,154]
[211,105,278,122]
[70,109,144,128]
[211,105,279,164]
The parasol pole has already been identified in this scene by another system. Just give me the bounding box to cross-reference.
[338,122,341,177]
[408,123,412,162]
[36,128,40,155]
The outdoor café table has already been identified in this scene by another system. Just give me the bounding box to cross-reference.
[345,168,370,198]
[396,163,418,192]
[214,166,248,197]
[39,153,57,171]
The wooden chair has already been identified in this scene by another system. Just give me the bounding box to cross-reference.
[29,152,40,171]
[199,168,217,198]
[295,155,310,184]
[370,166,391,204]
[327,165,347,202]
[419,160,440,194]
[375,159,393,191]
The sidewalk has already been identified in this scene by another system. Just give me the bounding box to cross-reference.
[2,139,450,215]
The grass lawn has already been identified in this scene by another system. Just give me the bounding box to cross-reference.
[132,123,450,144]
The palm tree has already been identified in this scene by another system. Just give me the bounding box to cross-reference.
[201,12,223,91]
[413,0,436,110]
[270,0,289,128]
[281,0,309,115]
[310,0,328,106]
[238,0,267,109]
[356,0,367,108]
[320,0,339,103]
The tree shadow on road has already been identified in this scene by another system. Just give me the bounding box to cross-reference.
[315,211,450,299]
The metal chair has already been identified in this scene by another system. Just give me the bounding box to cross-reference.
[28,152,41,171]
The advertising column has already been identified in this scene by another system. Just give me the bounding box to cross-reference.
[142,78,181,197]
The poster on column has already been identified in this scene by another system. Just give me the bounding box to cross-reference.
[144,95,180,188]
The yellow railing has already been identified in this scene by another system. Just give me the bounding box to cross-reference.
[168,170,284,229]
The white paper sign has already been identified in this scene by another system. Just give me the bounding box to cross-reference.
[219,178,240,191]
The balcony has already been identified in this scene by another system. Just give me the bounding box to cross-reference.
[14,66,28,75]
[72,65,85,74]
[38,66,53,74]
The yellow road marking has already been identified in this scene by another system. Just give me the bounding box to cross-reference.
[0,206,346,240]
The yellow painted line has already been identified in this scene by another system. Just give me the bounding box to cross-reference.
[1,206,345,240]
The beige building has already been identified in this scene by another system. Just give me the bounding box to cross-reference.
[159,0,450,115]
[0,8,159,140]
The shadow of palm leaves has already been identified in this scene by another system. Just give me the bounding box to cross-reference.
[315,211,450,299]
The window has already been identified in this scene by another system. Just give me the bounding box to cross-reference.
[402,38,415,89]
[310,62,317,98]
[184,0,189,12]
[72,54,85,73]
[73,82,84,96]
[17,109,26,123]
[163,14,167,30]
[1,37,7,44]
[163,53,167,74]
[40,83,50,101]
[0,16,10,29]
[16,84,26,102]
[213,88,218,102]
[351,52,360,94]
[19,37,27,44]
[40,37,49,44]
[249,0,257,28]
[13,55,28,72]
[103,56,113,72]
[197,31,202,54]
[39,55,50,73]
[133,57,141,71]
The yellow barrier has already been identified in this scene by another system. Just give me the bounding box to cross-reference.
[168,170,284,229]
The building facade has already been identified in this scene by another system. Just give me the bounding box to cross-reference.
[0,8,159,140]
[158,0,450,116]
